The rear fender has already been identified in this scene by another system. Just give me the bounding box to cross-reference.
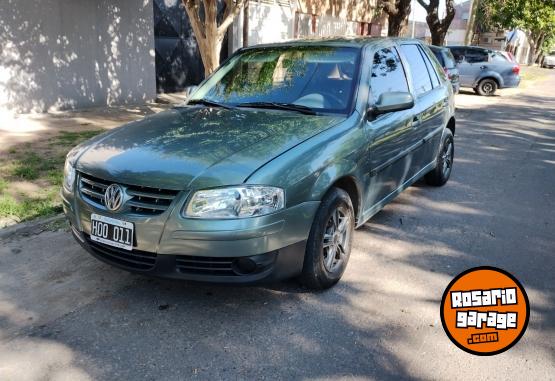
[474,71,504,88]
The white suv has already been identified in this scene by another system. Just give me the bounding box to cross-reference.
[542,51,555,69]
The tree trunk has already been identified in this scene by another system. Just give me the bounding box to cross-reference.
[464,0,478,45]
[430,28,446,45]
[417,0,455,46]
[382,0,412,37]
[387,14,406,36]
[182,0,245,76]
[533,33,546,64]
[242,1,249,47]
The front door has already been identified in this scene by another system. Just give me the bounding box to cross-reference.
[362,46,420,215]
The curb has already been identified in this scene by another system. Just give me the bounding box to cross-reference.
[0,214,66,240]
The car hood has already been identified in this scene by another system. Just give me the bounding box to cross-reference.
[76,106,343,190]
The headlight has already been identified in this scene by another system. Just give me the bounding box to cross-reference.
[63,158,76,192]
[184,186,285,219]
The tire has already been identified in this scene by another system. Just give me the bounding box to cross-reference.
[476,78,498,96]
[300,187,355,290]
[425,129,454,187]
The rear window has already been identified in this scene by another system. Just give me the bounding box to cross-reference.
[442,50,456,68]
[491,52,509,63]
[431,49,445,66]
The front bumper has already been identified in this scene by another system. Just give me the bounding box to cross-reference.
[62,186,319,284]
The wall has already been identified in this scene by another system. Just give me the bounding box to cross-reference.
[230,0,381,52]
[0,0,156,113]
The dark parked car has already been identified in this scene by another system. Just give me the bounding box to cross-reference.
[62,38,455,289]
[447,45,521,96]
[429,45,460,93]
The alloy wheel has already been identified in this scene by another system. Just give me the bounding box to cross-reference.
[322,206,352,273]
[482,82,494,95]
[441,140,454,177]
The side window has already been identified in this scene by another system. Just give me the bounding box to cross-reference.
[370,47,409,103]
[419,46,440,87]
[465,48,489,63]
[449,47,465,63]
[399,44,433,95]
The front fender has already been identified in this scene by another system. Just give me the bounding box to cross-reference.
[246,113,367,210]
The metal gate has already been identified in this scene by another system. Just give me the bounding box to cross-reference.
[153,0,229,93]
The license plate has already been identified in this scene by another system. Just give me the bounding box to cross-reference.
[90,213,134,251]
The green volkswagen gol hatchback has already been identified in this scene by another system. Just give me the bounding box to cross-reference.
[62,38,455,289]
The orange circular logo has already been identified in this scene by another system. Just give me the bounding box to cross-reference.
[440,266,529,356]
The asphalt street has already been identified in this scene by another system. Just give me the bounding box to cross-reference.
[1,72,554,380]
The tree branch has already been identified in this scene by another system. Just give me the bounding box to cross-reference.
[182,0,206,40]
[218,0,245,37]
[416,0,430,12]
[382,0,399,16]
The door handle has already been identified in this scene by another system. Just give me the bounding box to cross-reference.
[412,116,420,126]
[480,65,487,70]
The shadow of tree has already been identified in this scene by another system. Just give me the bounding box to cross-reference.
[0,0,156,113]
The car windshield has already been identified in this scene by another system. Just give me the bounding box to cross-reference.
[188,46,361,114]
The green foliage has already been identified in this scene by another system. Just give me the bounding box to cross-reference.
[479,0,555,35]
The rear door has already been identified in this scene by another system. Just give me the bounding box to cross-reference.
[398,43,447,169]
[460,47,489,86]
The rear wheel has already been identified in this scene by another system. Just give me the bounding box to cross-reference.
[300,188,354,290]
[475,78,498,96]
[425,129,454,186]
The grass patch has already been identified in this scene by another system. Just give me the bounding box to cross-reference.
[0,129,104,224]
[52,130,104,146]
[520,67,548,83]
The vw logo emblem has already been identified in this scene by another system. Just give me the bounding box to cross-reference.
[104,184,124,211]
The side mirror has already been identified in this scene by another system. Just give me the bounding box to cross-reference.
[184,85,198,99]
[367,91,414,120]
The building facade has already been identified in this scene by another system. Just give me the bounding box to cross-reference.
[0,0,381,113]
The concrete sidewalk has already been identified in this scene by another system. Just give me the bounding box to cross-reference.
[0,93,187,154]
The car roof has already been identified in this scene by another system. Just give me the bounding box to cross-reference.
[429,45,449,52]
[242,36,426,50]
[446,45,490,51]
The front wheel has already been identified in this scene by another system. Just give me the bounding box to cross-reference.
[425,129,454,186]
[300,188,355,290]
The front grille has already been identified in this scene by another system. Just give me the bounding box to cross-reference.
[84,235,157,270]
[79,172,179,215]
[176,256,236,276]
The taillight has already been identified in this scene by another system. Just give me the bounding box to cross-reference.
[512,65,520,75]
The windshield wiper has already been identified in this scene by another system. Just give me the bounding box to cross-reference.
[236,102,317,115]
[187,98,234,110]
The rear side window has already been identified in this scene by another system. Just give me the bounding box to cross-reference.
[449,47,465,63]
[432,49,445,66]
[465,48,489,63]
[370,47,409,103]
[420,47,441,87]
[399,44,433,95]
